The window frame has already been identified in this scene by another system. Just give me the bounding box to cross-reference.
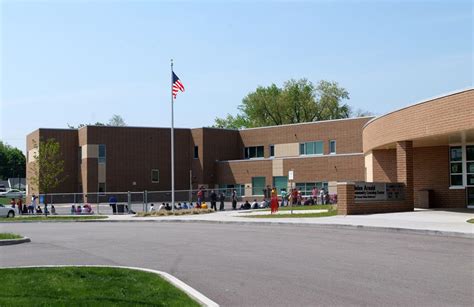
[329,140,336,154]
[151,169,160,183]
[299,141,324,156]
[194,145,199,159]
[98,144,106,164]
[269,145,275,158]
[244,146,264,159]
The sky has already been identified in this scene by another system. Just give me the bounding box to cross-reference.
[1,0,472,153]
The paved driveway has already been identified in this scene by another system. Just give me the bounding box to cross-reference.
[1,222,473,306]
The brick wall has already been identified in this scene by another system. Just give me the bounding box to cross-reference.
[337,182,413,215]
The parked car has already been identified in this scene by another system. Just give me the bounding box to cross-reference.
[0,189,26,198]
[0,204,16,218]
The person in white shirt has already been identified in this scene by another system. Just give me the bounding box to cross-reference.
[149,204,156,212]
[158,203,165,211]
[251,199,259,209]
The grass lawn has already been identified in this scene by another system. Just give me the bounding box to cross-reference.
[467,219,474,224]
[0,267,200,306]
[246,209,338,218]
[0,233,22,240]
[264,204,336,211]
[0,215,108,222]
[0,197,11,205]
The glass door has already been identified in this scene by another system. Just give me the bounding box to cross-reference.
[273,176,288,195]
[467,187,474,208]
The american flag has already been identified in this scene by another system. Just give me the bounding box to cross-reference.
[172,72,185,99]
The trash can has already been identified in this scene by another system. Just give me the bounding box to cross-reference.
[417,189,432,209]
[117,204,126,214]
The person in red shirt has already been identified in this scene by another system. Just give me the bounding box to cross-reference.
[16,197,23,215]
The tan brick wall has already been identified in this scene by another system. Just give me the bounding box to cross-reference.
[369,145,467,208]
[413,146,466,208]
[337,182,412,215]
[363,89,474,152]
[241,117,372,157]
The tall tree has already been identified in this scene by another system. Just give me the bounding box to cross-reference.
[29,139,66,196]
[214,79,351,129]
[0,141,26,180]
[108,114,127,126]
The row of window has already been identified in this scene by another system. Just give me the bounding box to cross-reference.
[251,176,328,196]
[244,140,336,159]
[450,145,474,187]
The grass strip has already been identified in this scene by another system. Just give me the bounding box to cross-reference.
[0,233,23,240]
[0,215,108,222]
[0,267,199,306]
[467,218,474,224]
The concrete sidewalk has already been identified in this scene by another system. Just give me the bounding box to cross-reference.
[105,208,474,237]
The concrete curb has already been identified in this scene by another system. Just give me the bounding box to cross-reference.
[0,237,31,246]
[0,265,219,307]
[86,218,474,239]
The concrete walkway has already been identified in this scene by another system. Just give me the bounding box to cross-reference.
[104,208,474,237]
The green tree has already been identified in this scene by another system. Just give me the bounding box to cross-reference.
[214,79,351,128]
[107,114,127,126]
[0,141,26,180]
[29,139,66,196]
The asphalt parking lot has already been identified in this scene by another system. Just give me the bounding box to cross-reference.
[1,222,473,306]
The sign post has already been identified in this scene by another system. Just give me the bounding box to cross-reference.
[288,170,294,215]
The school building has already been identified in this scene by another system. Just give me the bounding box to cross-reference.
[26,88,474,212]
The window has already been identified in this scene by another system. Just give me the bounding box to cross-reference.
[467,146,474,186]
[194,146,199,159]
[151,169,160,183]
[273,176,288,194]
[98,144,106,163]
[224,184,245,197]
[98,183,106,194]
[252,177,266,195]
[244,146,264,159]
[300,141,324,155]
[450,146,463,186]
[295,182,328,196]
[329,140,336,154]
[269,145,275,157]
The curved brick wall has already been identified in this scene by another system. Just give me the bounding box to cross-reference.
[363,89,474,153]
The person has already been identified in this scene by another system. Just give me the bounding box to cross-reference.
[312,186,318,201]
[83,203,92,214]
[109,195,118,215]
[175,203,182,210]
[10,198,16,208]
[22,204,28,214]
[259,199,267,208]
[188,202,194,209]
[29,196,36,214]
[71,205,76,215]
[197,187,204,207]
[36,205,42,214]
[182,202,189,210]
[51,205,56,215]
[325,190,330,205]
[251,199,259,209]
[320,188,325,205]
[210,190,217,211]
[297,189,302,205]
[149,204,156,212]
[17,198,23,215]
[240,200,251,210]
[270,187,279,214]
[231,189,237,210]
[165,203,171,211]
[291,188,298,206]
[158,203,165,211]
[219,193,225,211]
[281,189,287,207]
[76,205,82,214]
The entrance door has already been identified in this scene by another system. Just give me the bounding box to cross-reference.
[273,176,288,195]
[467,187,474,208]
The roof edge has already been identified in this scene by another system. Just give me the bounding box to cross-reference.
[363,87,474,129]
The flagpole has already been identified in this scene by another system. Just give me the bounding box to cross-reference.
[170,59,175,213]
